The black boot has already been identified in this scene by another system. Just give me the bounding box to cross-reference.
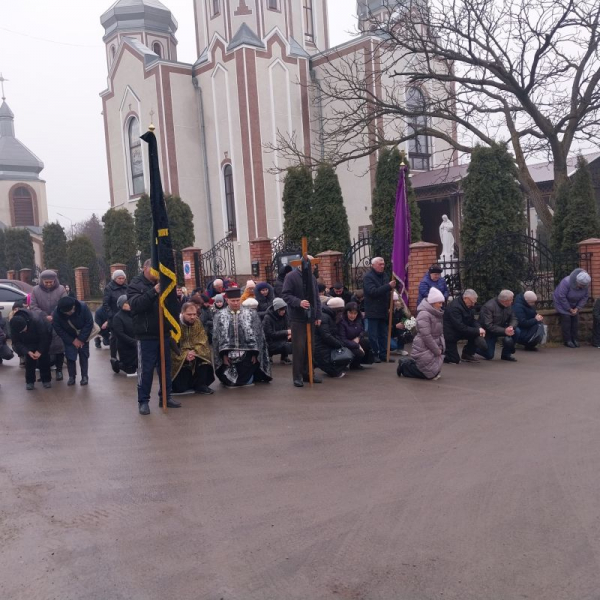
[67,360,77,386]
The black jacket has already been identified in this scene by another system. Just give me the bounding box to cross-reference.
[329,286,353,305]
[53,301,94,346]
[443,295,480,342]
[255,283,275,319]
[263,305,290,351]
[112,309,137,365]
[199,305,213,343]
[512,294,538,330]
[480,298,518,336]
[282,268,322,323]
[102,280,128,322]
[11,309,51,356]
[127,274,161,341]
[363,269,392,319]
[315,306,344,365]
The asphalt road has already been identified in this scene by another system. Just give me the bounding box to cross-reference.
[1,345,599,600]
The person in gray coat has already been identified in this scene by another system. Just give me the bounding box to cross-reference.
[397,287,445,380]
[477,290,518,361]
[29,269,67,380]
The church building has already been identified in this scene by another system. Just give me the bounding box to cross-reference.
[0,83,48,267]
[100,0,456,274]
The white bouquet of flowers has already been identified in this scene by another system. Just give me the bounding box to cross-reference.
[403,316,417,331]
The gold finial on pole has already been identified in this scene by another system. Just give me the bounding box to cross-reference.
[149,108,155,132]
[399,149,407,166]
[148,124,156,132]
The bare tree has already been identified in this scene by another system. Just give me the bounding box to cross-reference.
[273,0,600,228]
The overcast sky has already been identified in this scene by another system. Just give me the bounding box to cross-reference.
[0,0,357,232]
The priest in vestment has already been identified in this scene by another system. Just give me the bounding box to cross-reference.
[213,287,272,387]
[171,302,215,394]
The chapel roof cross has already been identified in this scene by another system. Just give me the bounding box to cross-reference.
[0,73,8,101]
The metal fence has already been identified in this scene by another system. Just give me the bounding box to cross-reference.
[200,233,236,289]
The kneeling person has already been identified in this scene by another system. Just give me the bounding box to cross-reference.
[477,290,518,362]
[263,297,293,364]
[213,287,272,387]
[171,302,215,394]
[443,289,486,363]
[513,291,544,351]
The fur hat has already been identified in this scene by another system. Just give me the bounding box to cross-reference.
[117,294,128,309]
[242,298,259,309]
[427,287,445,304]
[273,297,287,311]
[576,271,591,286]
[327,297,345,309]
[112,270,126,281]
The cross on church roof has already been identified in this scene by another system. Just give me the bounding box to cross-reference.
[0,73,8,101]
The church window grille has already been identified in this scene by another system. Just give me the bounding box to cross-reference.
[304,0,315,42]
[128,117,144,195]
[406,87,430,171]
[153,42,163,58]
[212,0,220,16]
[12,187,35,226]
[223,165,237,238]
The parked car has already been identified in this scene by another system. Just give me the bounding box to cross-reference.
[0,283,28,314]
[0,279,33,294]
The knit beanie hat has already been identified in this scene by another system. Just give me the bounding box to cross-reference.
[427,287,445,304]
[57,296,77,313]
[245,280,256,288]
[273,297,287,311]
[242,298,259,309]
[214,293,224,305]
[10,315,27,334]
[117,295,128,309]
[327,297,345,309]
[576,271,591,286]
[112,269,126,281]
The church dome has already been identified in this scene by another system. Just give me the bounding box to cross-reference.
[0,101,44,181]
[101,0,178,42]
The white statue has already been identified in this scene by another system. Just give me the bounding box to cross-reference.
[439,214,455,260]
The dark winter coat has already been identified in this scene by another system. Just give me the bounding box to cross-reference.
[329,286,353,305]
[411,300,445,379]
[29,270,67,355]
[112,309,137,366]
[52,301,94,347]
[255,282,275,319]
[337,314,366,350]
[553,268,590,315]
[262,305,290,353]
[363,268,393,320]
[314,306,345,367]
[102,280,128,323]
[443,295,480,342]
[127,273,161,341]
[480,298,518,336]
[417,273,449,306]
[274,265,292,298]
[282,268,322,323]
[11,309,51,356]
[199,305,213,342]
[513,294,539,330]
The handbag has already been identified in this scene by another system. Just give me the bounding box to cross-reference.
[330,346,354,365]
[68,319,101,343]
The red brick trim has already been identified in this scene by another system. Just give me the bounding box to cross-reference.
[235,0,253,16]
[256,33,299,64]
[299,60,312,159]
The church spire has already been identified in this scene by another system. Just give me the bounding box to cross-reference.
[0,72,15,137]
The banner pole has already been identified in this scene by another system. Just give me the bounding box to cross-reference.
[386,287,394,362]
[158,302,168,412]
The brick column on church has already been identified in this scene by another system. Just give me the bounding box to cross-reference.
[578,238,600,299]
[19,269,32,284]
[74,267,90,301]
[181,247,202,289]
[316,251,343,289]
[249,238,272,282]
[407,242,438,311]
[6,270,16,280]
[110,263,127,277]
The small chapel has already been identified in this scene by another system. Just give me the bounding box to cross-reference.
[100,0,456,274]
[0,77,48,266]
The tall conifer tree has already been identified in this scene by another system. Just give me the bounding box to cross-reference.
[282,165,313,248]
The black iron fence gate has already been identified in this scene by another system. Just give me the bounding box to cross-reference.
[200,233,236,290]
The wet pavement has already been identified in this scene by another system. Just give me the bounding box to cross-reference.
[1,344,600,599]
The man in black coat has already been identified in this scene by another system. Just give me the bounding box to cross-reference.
[443,289,487,364]
[10,309,52,390]
[282,259,322,387]
[111,295,138,374]
[263,298,292,364]
[102,269,128,365]
[363,257,396,363]
[328,282,352,305]
[477,290,518,361]
[127,259,181,415]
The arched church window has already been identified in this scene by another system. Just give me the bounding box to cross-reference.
[212,0,220,16]
[153,42,163,58]
[128,117,144,195]
[12,186,35,226]
[223,164,237,238]
[406,87,431,171]
[303,0,315,42]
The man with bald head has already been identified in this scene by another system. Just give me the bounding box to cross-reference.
[513,291,545,351]
[363,257,396,363]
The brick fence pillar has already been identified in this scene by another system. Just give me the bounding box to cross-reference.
[249,238,272,282]
[316,251,343,289]
[578,238,600,299]
[6,270,15,280]
[181,247,202,289]
[407,241,438,311]
[110,263,127,277]
[19,268,32,284]
[74,267,90,301]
